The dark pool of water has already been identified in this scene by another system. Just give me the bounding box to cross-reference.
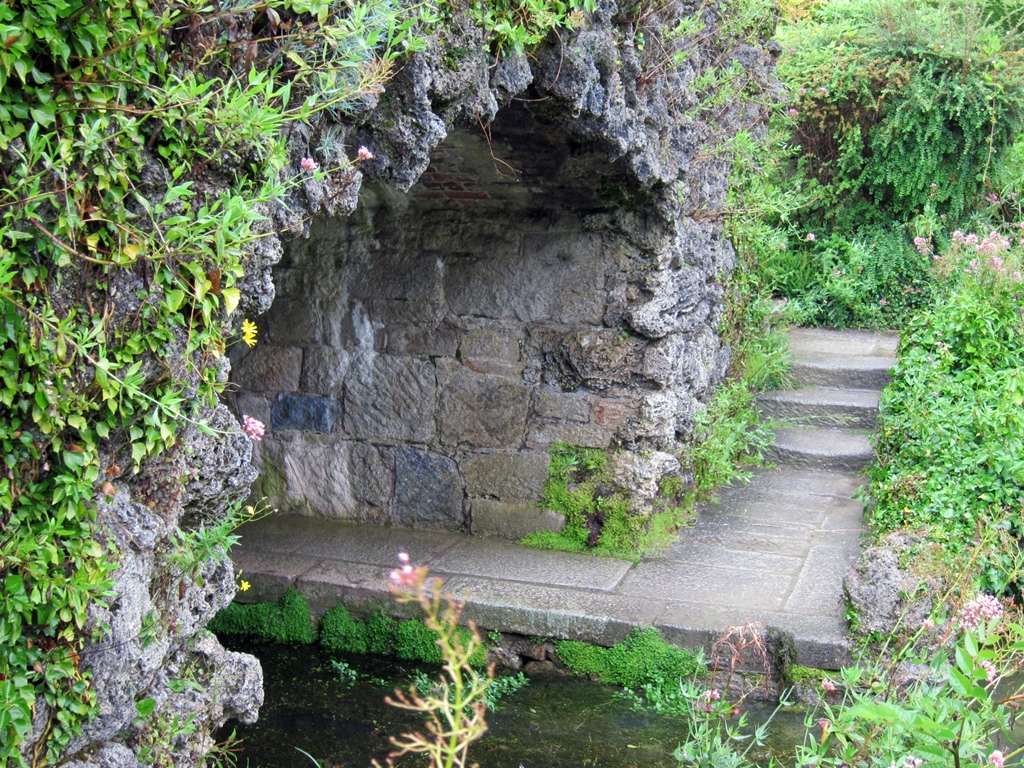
[217,640,809,768]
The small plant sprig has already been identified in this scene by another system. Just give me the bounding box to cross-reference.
[373,553,494,768]
[165,499,274,578]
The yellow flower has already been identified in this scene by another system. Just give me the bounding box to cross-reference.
[239,580,251,592]
[245,505,255,516]
[241,319,258,348]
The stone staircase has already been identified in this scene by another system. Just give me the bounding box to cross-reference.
[759,327,899,471]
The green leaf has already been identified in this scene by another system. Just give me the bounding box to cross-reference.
[135,698,156,719]
[221,287,240,315]
[165,289,186,312]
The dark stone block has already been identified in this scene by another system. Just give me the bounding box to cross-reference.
[395,447,465,531]
[271,394,341,433]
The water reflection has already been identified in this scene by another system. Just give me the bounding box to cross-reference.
[217,640,810,768]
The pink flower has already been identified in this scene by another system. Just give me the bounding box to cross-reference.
[987,192,1000,202]
[879,298,889,306]
[930,182,938,188]
[300,157,319,172]
[1014,271,1022,283]
[798,88,807,96]
[980,659,998,682]
[989,750,1006,768]
[817,718,830,731]
[833,269,841,278]
[991,256,1004,271]
[242,415,265,441]
[818,87,829,95]
[958,594,1003,631]
[922,618,936,629]
[398,551,410,564]
[357,146,374,161]
[821,678,837,692]
[913,236,933,256]
[806,232,816,241]
[940,214,947,221]
[788,108,799,117]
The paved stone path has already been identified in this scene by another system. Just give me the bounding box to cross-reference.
[232,328,898,669]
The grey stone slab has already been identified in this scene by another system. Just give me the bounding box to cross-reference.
[231,346,303,393]
[534,391,592,423]
[655,602,775,651]
[437,360,531,449]
[790,356,894,390]
[698,512,820,537]
[344,356,438,443]
[770,428,874,471]
[459,325,524,361]
[526,422,614,449]
[301,347,351,395]
[271,393,342,433]
[820,509,865,532]
[444,232,606,325]
[293,523,461,566]
[665,527,813,558]
[231,549,322,604]
[469,499,565,539]
[432,538,632,590]
[257,437,378,519]
[235,515,340,555]
[702,500,828,527]
[657,540,803,574]
[788,327,898,358]
[394,447,466,531]
[656,604,852,668]
[784,546,858,615]
[758,388,879,429]
[296,560,400,619]
[618,560,792,610]
[462,450,550,501]
[442,577,665,646]
[717,468,864,500]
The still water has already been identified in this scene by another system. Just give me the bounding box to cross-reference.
[217,640,809,768]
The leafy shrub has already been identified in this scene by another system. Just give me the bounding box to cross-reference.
[209,589,317,645]
[869,226,1024,595]
[783,224,934,328]
[684,380,775,497]
[778,0,1024,229]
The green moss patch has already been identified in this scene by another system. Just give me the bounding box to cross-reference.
[208,589,318,645]
[519,444,689,561]
[556,627,704,688]
[211,593,486,666]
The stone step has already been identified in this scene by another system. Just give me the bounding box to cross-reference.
[768,427,874,472]
[757,387,880,429]
[788,327,899,358]
[789,354,895,390]
[786,327,898,391]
